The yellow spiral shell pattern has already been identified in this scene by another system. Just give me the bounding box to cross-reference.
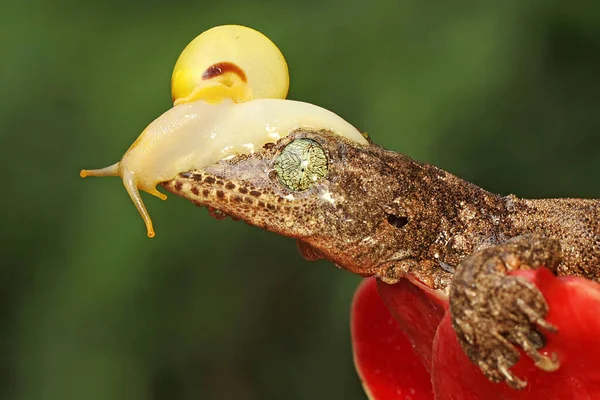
[171,25,290,105]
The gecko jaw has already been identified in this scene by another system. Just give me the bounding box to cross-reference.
[161,170,301,233]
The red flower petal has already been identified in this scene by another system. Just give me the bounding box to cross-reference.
[351,278,434,400]
[353,269,600,400]
[432,268,600,400]
[376,278,447,369]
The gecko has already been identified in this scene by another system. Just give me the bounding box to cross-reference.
[161,127,600,390]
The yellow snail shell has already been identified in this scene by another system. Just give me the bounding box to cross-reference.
[171,25,289,105]
[80,25,367,238]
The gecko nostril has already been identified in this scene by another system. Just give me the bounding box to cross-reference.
[386,214,409,229]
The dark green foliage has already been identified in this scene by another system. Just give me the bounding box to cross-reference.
[1,0,599,399]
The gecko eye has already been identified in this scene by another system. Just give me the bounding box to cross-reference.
[274,138,328,191]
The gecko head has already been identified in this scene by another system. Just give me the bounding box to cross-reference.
[162,128,417,276]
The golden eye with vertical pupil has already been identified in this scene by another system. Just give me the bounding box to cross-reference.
[171,25,289,105]
[275,139,329,191]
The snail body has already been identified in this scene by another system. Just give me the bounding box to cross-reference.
[80,25,367,238]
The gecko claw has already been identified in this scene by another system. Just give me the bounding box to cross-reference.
[498,347,558,390]
[520,337,560,371]
[498,361,528,390]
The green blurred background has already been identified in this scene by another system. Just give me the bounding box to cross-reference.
[2,0,600,399]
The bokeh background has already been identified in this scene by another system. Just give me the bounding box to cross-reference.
[2,0,600,399]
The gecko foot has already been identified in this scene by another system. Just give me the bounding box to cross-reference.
[450,235,562,389]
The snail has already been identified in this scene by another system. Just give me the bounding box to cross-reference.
[80,25,368,238]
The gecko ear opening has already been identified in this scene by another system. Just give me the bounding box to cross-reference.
[387,214,409,229]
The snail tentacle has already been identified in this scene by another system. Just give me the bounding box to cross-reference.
[80,162,120,178]
[122,170,156,238]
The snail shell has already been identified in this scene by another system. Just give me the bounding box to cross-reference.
[171,25,289,105]
[80,25,367,238]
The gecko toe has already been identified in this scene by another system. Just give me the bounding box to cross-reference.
[517,298,558,333]
[520,337,560,371]
[452,272,560,389]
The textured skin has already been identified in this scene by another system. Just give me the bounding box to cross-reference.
[450,235,563,389]
[162,128,600,389]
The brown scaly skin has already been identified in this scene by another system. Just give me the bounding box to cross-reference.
[162,128,600,389]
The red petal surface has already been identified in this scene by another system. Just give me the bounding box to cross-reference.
[353,269,600,400]
[433,268,600,400]
[376,279,447,369]
[351,278,434,400]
